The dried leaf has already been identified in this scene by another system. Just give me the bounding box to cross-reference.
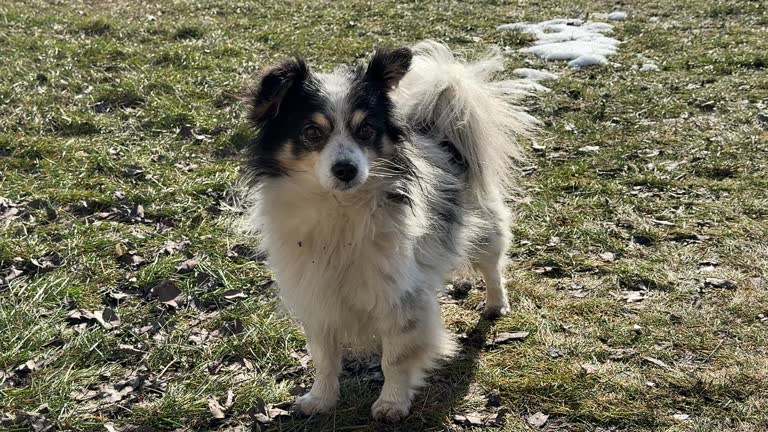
[93,307,121,329]
[489,331,529,345]
[631,235,654,246]
[210,319,244,338]
[157,239,190,255]
[704,278,736,289]
[26,252,62,274]
[196,271,220,291]
[100,375,145,403]
[527,411,549,428]
[208,397,226,419]
[117,250,147,269]
[598,252,616,262]
[581,363,597,374]
[546,347,563,358]
[176,259,198,274]
[224,389,235,410]
[486,389,501,407]
[150,280,185,308]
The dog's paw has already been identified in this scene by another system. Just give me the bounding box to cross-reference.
[292,392,337,416]
[482,301,511,320]
[371,398,410,422]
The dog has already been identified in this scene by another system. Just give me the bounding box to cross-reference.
[241,40,537,422]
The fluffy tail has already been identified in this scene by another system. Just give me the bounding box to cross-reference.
[395,40,538,199]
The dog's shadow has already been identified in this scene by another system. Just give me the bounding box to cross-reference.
[270,317,495,431]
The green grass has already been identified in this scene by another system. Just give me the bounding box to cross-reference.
[1,0,767,431]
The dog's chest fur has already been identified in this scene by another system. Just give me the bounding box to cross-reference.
[257,180,419,341]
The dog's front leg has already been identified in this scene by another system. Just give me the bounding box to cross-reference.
[293,329,341,415]
[372,331,429,422]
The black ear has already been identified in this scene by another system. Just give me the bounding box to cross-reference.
[246,57,309,125]
[365,47,412,89]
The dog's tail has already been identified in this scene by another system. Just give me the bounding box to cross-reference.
[396,40,538,199]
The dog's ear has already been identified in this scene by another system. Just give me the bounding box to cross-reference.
[365,47,412,89]
[246,57,309,125]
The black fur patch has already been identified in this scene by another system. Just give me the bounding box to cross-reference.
[365,47,413,89]
[347,48,412,154]
[244,58,324,181]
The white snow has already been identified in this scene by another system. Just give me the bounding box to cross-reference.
[498,19,621,68]
[608,11,628,21]
[568,55,608,68]
[578,145,600,153]
[505,79,551,93]
[513,68,559,81]
[635,54,660,72]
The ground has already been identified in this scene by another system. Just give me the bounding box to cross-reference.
[1,0,767,431]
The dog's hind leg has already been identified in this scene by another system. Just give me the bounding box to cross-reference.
[372,289,455,422]
[293,328,341,415]
[472,210,512,319]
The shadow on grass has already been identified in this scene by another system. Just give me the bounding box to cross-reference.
[266,318,495,431]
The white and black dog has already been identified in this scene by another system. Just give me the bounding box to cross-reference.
[241,41,537,422]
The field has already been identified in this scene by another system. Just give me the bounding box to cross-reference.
[1,0,767,431]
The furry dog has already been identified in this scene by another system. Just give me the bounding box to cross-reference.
[241,41,537,422]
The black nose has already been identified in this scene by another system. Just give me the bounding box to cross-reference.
[331,161,358,182]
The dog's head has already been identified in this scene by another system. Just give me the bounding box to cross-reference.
[245,47,412,192]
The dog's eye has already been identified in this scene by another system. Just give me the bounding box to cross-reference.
[356,124,375,140]
[302,126,324,143]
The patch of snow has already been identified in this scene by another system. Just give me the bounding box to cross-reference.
[569,54,608,68]
[498,19,620,68]
[640,63,659,72]
[608,11,628,21]
[504,79,551,93]
[513,68,559,81]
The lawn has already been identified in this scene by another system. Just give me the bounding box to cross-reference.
[1,0,767,431]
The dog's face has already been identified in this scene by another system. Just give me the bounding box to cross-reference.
[245,48,412,192]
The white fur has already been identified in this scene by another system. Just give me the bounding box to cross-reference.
[241,40,537,421]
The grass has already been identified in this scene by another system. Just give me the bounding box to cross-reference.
[1,0,767,431]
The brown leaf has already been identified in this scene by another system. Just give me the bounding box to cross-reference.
[93,307,121,329]
[100,375,145,403]
[117,250,147,269]
[26,252,62,274]
[157,239,190,255]
[598,252,616,262]
[485,389,501,407]
[223,389,235,410]
[489,331,529,345]
[176,259,198,274]
[210,319,244,338]
[546,347,563,358]
[208,397,226,419]
[196,272,220,291]
[149,280,185,308]
[704,278,736,289]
